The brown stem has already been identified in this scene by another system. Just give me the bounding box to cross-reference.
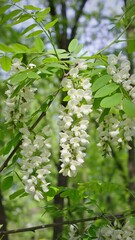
[0,190,8,240]
[0,211,134,236]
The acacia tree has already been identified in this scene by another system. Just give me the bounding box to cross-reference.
[0,0,135,239]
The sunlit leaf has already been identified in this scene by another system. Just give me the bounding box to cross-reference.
[34,37,44,52]
[8,14,31,26]
[1,56,12,71]
[100,93,123,108]
[94,83,119,98]
[11,43,28,53]
[68,39,78,52]
[26,30,43,38]
[21,24,37,35]
[9,189,25,200]
[24,5,41,11]
[45,18,58,30]
[0,43,13,52]
[36,7,50,22]
[92,75,112,92]
[123,98,135,118]
[27,71,39,79]
[2,9,21,23]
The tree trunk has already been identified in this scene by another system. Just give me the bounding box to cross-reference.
[53,163,68,240]
[0,190,8,240]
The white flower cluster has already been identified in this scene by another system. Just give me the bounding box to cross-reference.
[5,85,36,124]
[19,125,52,201]
[97,114,122,155]
[97,112,135,154]
[97,53,135,154]
[98,221,135,240]
[59,61,92,177]
[107,53,135,103]
[5,59,36,124]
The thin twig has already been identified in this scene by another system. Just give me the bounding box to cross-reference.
[0,211,135,236]
[97,17,135,54]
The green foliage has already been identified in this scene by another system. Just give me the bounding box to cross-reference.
[100,93,123,108]
[1,176,13,191]
[123,98,135,117]
[92,75,112,92]
[94,83,119,98]
[68,39,78,52]
[1,56,12,71]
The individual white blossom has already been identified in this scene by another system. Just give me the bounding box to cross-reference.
[27,63,36,69]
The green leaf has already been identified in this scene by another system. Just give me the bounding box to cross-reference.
[63,96,70,102]
[27,71,39,79]
[68,39,78,52]
[2,9,22,23]
[1,56,12,71]
[9,189,25,200]
[10,71,28,84]
[24,5,41,11]
[130,216,135,226]
[11,43,28,53]
[45,18,58,30]
[12,0,21,2]
[8,14,31,26]
[0,43,13,52]
[100,93,123,108]
[123,98,135,118]
[26,30,43,38]
[92,75,112,92]
[74,44,83,54]
[2,176,13,191]
[21,24,37,35]
[34,37,44,52]
[127,33,135,54]
[94,83,119,98]
[57,53,70,59]
[0,4,11,15]
[36,7,50,22]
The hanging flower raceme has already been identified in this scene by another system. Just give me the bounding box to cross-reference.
[107,52,135,103]
[59,61,92,177]
[96,53,135,154]
[19,125,52,201]
[5,59,37,125]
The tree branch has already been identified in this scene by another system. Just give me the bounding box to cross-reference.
[0,89,60,173]
[70,0,88,41]
[0,211,134,236]
[47,0,60,46]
